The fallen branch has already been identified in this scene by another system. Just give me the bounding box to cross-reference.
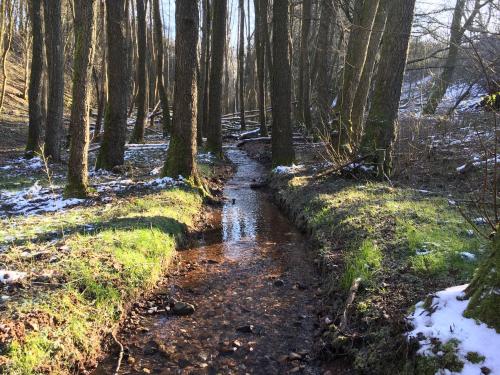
[339,277,362,332]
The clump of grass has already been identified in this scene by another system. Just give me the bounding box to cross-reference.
[341,239,382,290]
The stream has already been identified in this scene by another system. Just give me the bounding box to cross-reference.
[94,147,325,374]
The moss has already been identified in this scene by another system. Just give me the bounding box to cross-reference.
[466,351,485,364]
[0,187,203,374]
[464,230,500,332]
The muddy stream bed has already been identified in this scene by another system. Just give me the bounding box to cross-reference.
[94,147,329,374]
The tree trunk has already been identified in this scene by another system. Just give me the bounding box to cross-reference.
[25,0,44,157]
[337,0,380,149]
[254,0,268,136]
[66,0,97,197]
[96,0,129,170]
[271,0,294,166]
[152,0,171,137]
[197,0,209,144]
[423,0,465,115]
[92,0,106,143]
[163,0,199,180]
[351,0,388,136]
[312,0,334,128]
[0,0,13,115]
[361,0,416,177]
[238,0,246,130]
[298,0,312,131]
[206,0,226,156]
[464,228,500,332]
[130,0,147,143]
[42,0,65,162]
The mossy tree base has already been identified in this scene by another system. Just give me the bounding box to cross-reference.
[464,228,500,332]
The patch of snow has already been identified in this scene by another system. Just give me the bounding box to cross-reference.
[0,182,86,217]
[149,166,162,175]
[416,248,432,256]
[197,152,217,164]
[459,252,476,261]
[407,284,500,375]
[473,217,488,225]
[0,156,44,172]
[0,270,27,284]
[272,164,305,175]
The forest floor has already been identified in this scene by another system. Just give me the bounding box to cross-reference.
[0,109,498,374]
[240,112,497,374]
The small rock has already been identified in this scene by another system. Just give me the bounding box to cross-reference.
[273,279,285,287]
[172,301,195,316]
[127,356,136,365]
[143,340,159,355]
[288,352,302,361]
[481,367,491,375]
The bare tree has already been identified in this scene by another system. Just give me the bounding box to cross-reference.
[25,0,44,157]
[163,0,199,180]
[96,0,129,170]
[361,0,417,177]
[42,0,65,162]
[206,0,227,156]
[423,0,492,114]
[66,0,97,197]
[298,0,312,131]
[337,0,380,149]
[238,0,246,130]
[153,0,171,137]
[254,0,268,136]
[271,0,294,166]
[130,0,147,143]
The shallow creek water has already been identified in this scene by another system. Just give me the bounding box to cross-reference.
[94,147,324,374]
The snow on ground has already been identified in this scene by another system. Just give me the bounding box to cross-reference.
[407,284,500,375]
[0,156,44,172]
[272,164,305,175]
[0,270,27,284]
[456,156,500,173]
[0,182,85,217]
[400,77,487,116]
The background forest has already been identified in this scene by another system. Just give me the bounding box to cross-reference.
[0,0,499,374]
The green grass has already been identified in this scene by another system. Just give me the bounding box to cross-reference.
[341,239,382,290]
[0,187,203,374]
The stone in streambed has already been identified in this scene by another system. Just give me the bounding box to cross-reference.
[172,301,195,316]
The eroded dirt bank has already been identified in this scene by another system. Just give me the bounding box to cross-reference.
[94,147,341,375]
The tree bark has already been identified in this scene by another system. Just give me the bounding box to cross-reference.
[238,0,246,130]
[66,0,97,197]
[312,0,334,128]
[92,0,106,143]
[152,0,171,137]
[163,0,199,180]
[42,0,65,162]
[271,0,294,166]
[96,0,129,170]
[361,0,416,177]
[206,0,226,156]
[298,0,312,131]
[351,0,388,136]
[254,0,268,136]
[26,0,44,157]
[130,0,147,143]
[337,0,380,149]
[197,0,209,144]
